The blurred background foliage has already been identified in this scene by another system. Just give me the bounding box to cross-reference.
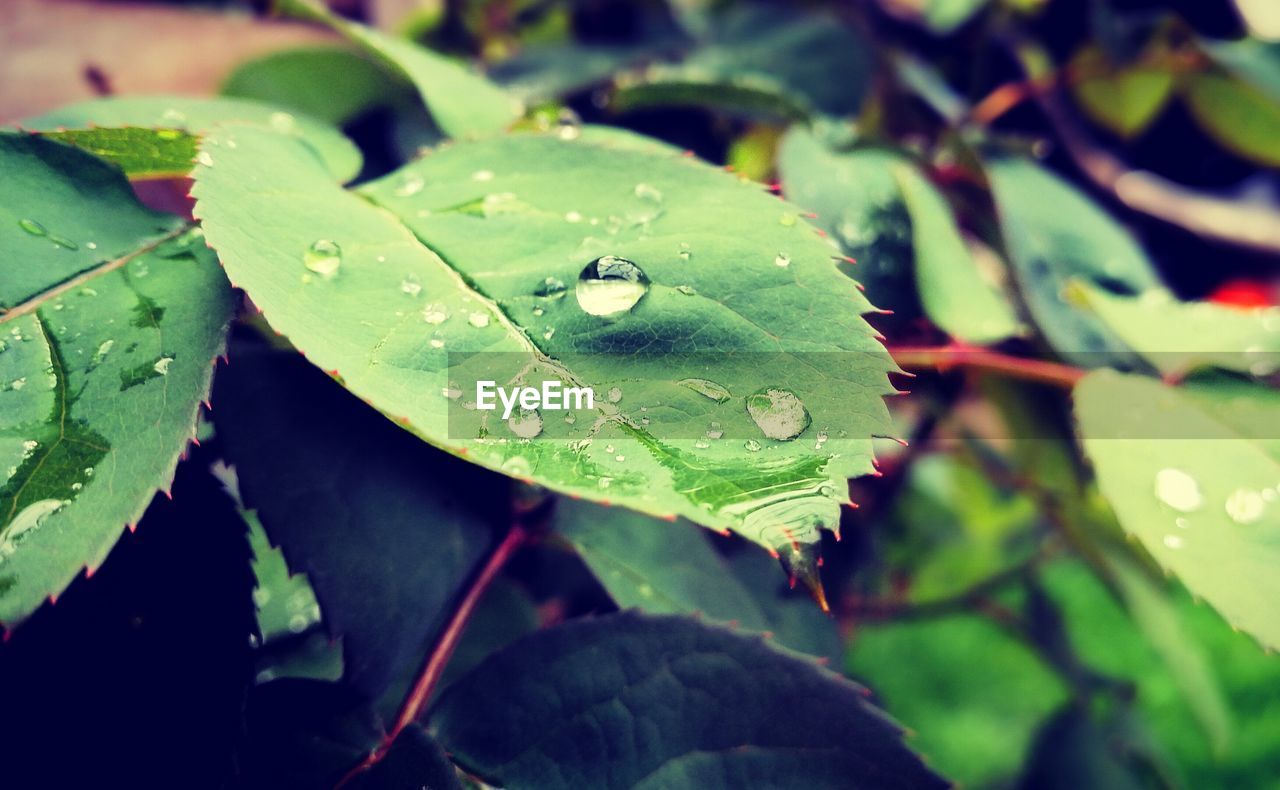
[1,0,1277,787]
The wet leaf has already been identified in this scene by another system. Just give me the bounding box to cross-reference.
[986,157,1161,364]
[278,0,521,139]
[213,347,505,700]
[0,134,233,626]
[1074,370,1280,650]
[554,498,839,659]
[192,127,895,561]
[894,164,1021,344]
[22,95,362,182]
[429,612,948,789]
[1071,282,1280,378]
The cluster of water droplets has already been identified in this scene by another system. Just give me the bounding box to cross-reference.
[1153,466,1276,550]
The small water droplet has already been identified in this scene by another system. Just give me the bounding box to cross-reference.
[153,355,174,375]
[694,438,710,449]
[633,183,663,202]
[575,256,650,317]
[744,439,762,452]
[468,312,491,328]
[472,169,495,182]
[677,242,691,262]
[430,338,445,349]
[535,277,567,299]
[1225,488,1266,524]
[269,111,296,133]
[394,173,425,197]
[814,430,829,450]
[542,327,556,341]
[779,212,797,226]
[607,387,622,403]
[532,307,544,317]
[303,240,342,279]
[678,378,731,403]
[774,253,791,268]
[18,218,47,237]
[1175,517,1190,529]
[565,211,583,223]
[1154,468,1202,513]
[675,285,697,296]
[1163,534,1185,549]
[196,151,214,167]
[746,387,810,441]
[422,303,449,324]
[400,275,422,297]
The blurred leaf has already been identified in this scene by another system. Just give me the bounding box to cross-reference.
[777,128,919,318]
[222,45,415,126]
[921,0,991,34]
[889,52,968,123]
[1182,73,1280,168]
[887,454,1039,604]
[213,347,505,700]
[244,512,323,645]
[0,135,232,626]
[1070,46,1174,138]
[492,44,664,102]
[894,164,1021,344]
[847,613,1069,787]
[986,157,1161,364]
[613,3,872,121]
[1071,282,1280,378]
[554,498,839,659]
[1018,702,1176,790]
[22,95,362,182]
[434,578,538,695]
[1075,370,1280,650]
[430,612,948,788]
[192,127,895,561]
[1199,38,1280,102]
[279,0,521,138]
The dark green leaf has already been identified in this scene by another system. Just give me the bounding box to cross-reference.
[213,347,505,699]
[430,611,948,789]
[1182,73,1280,168]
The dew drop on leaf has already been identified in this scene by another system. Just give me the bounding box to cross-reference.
[744,438,762,452]
[18,218,47,237]
[422,303,449,324]
[468,312,491,328]
[1163,534,1185,549]
[508,409,543,439]
[633,183,663,203]
[394,173,425,197]
[535,277,568,299]
[677,378,732,403]
[1225,488,1266,524]
[774,253,791,268]
[746,387,810,440]
[0,499,65,562]
[607,387,622,403]
[1154,468,1203,513]
[575,256,650,317]
[400,275,422,297]
[303,240,342,279]
[196,151,214,168]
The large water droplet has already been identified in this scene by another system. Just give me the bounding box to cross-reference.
[508,409,543,439]
[304,240,342,279]
[575,256,649,317]
[1,499,65,561]
[18,218,47,237]
[678,378,731,403]
[746,387,810,440]
[1225,488,1266,524]
[468,312,491,328]
[1154,468,1202,513]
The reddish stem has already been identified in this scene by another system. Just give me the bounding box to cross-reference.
[889,345,1086,389]
[337,525,528,787]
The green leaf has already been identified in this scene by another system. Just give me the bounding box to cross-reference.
[893,164,1021,344]
[1074,370,1280,650]
[213,347,506,700]
[244,511,323,645]
[1019,702,1175,789]
[21,95,362,182]
[847,613,1069,787]
[0,135,233,625]
[554,498,840,659]
[612,4,872,121]
[191,127,896,561]
[279,0,521,139]
[1182,73,1280,168]
[33,127,198,180]
[986,157,1161,363]
[429,612,948,789]
[1070,281,1280,378]
[1199,38,1280,102]
[222,45,415,126]
[777,128,918,319]
[922,0,991,34]
[1069,46,1175,138]
[885,454,1039,604]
